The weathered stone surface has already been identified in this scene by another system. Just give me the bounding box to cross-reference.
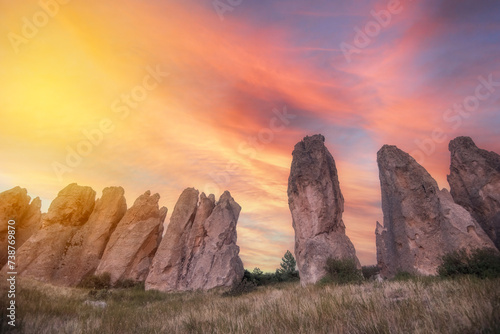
[376,145,497,278]
[9,184,96,282]
[375,221,388,277]
[42,183,96,227]
[146,188,244,292]
[287,134,360,286]
[96,191,167,284]
[0,187,42,267]
[52,187,127,286]
[448,136,500,249]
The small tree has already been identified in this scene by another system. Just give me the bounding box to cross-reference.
[252,267,264,277]
[251,267,264,285]
[276,250,299,281]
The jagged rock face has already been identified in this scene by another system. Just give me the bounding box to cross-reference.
[52,187,127,286]
[0,187,42,267]
[448,136,500,249]
[287,134,360,286]
[10,184,96,282]
[376,145,497,278]
[146,188,244,292]
[96,191,167,284]
[43,183,96,227]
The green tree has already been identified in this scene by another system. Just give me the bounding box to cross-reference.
[276,250,299,280]
[252,267,264,277]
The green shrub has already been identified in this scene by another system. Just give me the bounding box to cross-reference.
[438,248,500,279]
[243,268,281,286]
[78,273,112,290]
[323,257,363,285]
[114,279,144,290]
[393,271,416,281]
[243,269,256,283]
[88,288,111,301]
[362,265,380,280]
[223,279,257,297]
[243,251,300,287]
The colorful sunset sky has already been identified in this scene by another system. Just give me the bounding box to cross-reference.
[1,0,499,271]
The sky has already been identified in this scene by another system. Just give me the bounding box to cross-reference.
[1,0,499,272]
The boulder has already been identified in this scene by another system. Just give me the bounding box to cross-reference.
[448,136,500,249]
[146,188,244,292]
[9,183,96,282]
[0,187,42,267]
[287,134,360,286]
[376,145,497,278]
[42,183,96,227]
[96,191,167,284]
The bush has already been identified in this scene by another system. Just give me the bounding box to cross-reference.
[393,271,415,281]
[362,265,380,280]
[78,273,112,290]
[88,288,111,301]
[244,251,300,284]
[323,257,363,285]
[243,269,256,283]
[223,279,257,297]
[114,279,144,290]
[241,251,300,286]
[438,248,500,279]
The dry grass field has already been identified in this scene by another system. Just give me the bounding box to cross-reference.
[1,276,499,334]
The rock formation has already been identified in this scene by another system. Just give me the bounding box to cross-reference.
[96,191,167,284]
[146,188,244,292]
[11,183,96,282]
[287,134,360,286]
[52,187,127,286]
[448,136,500,249]
[376,145,497,278]
[0,187,42,267]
